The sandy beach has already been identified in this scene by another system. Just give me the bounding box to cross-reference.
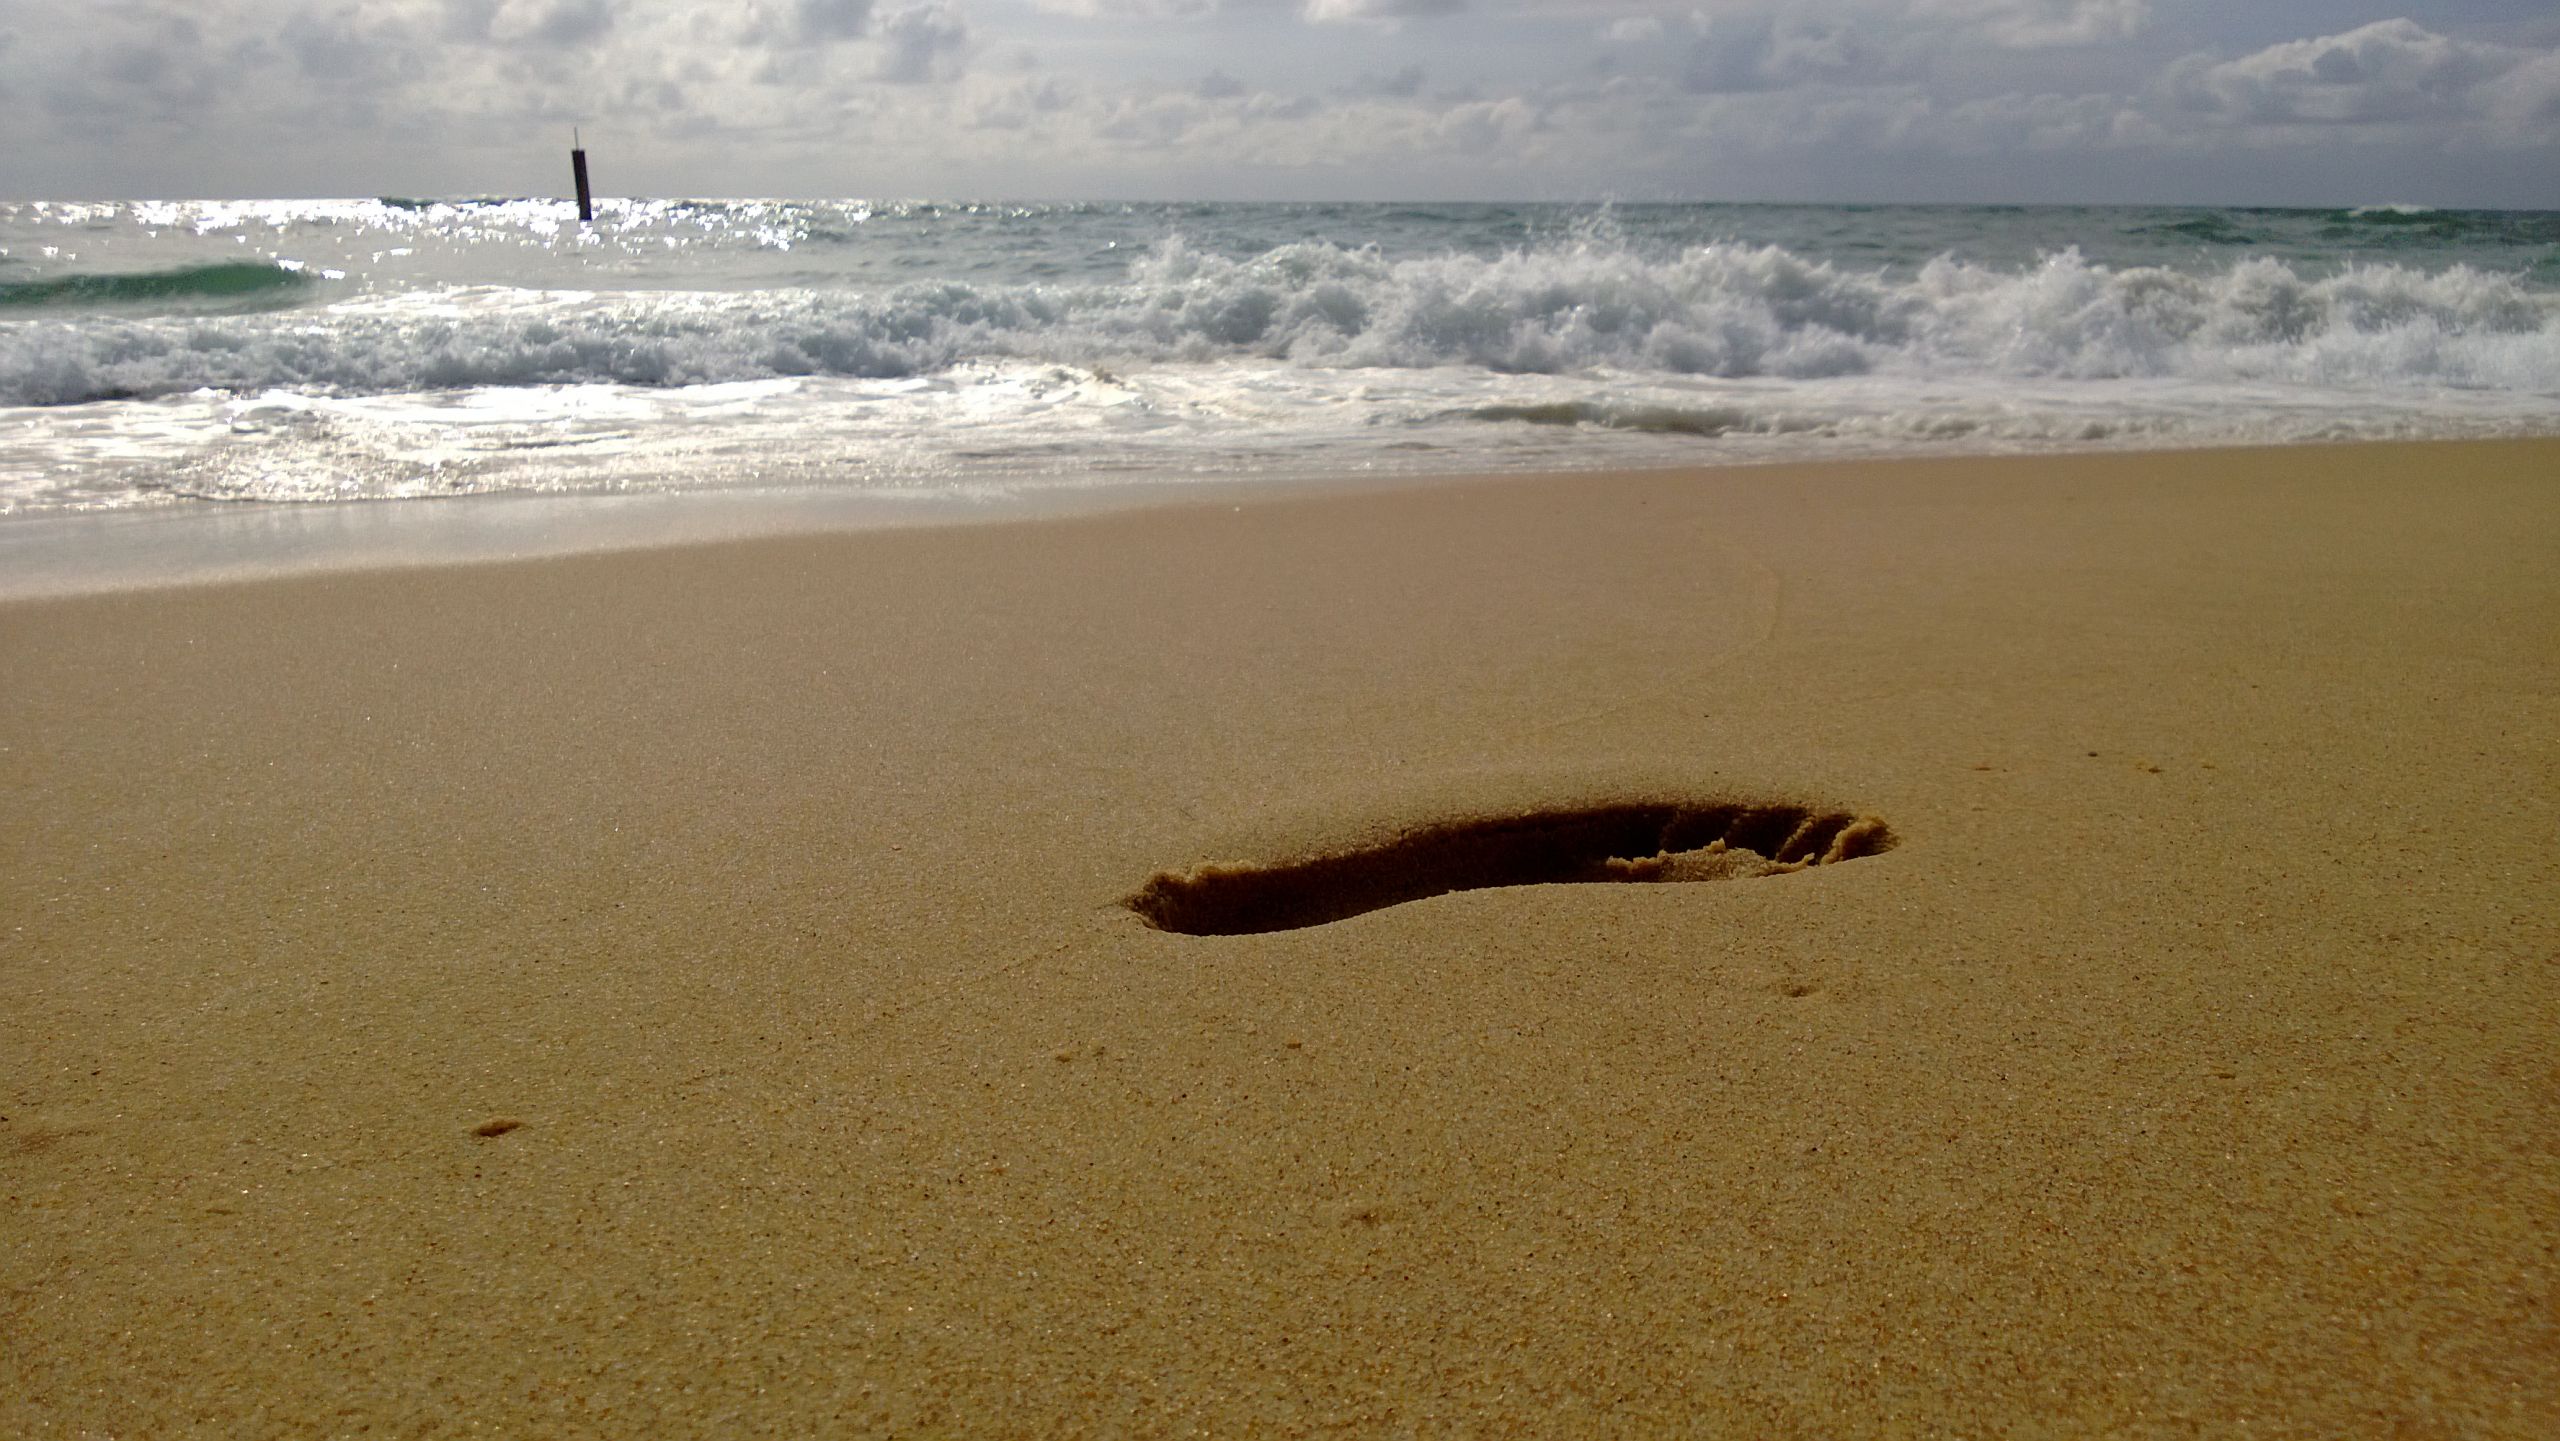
[5,439,2556,1435]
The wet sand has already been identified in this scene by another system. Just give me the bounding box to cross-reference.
[5,440,2557,1435]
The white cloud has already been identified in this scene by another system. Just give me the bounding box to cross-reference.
[1303,0,1465,25]
[2479,49,2560,134]
[964,72,1075,128]
[795,0,878,41]
[1093,92,1210,144]
[1027,0,1221,16]
[2,2,2553,202]
[1680,14,1868,95]
[1337,64,1426,99]
[1932,90,2141,153]
[2166,19,2531,127]
[875,3,970,82]
[1433,95,1534,153]
[1023,0,1465,20]
[434,0,618,46]
[521,0,616,46]
[1917,0,2147,52]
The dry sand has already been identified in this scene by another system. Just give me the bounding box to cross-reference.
[4,440,2556,1436]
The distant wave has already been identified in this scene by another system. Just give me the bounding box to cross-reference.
[2149,216,2247,240]
[2321,205,2504,243]
[2,240,2554,406]
[0,261,318,314]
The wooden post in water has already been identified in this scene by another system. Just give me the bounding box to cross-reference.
[571,130,594,224]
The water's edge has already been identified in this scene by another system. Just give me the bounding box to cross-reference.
[12,435,2552,605]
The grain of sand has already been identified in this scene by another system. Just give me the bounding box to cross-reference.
[5,440,2556,1435]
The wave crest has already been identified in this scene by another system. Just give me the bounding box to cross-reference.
[2,239,2554,406]
[0,261,318,315]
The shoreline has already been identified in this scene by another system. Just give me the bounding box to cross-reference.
[7,438,2557,1434]
[8,432,2557,603]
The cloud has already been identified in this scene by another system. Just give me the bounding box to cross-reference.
[441,0,501,42]
[39,11,230,123]
[3,1,2553,203]
[1434,95,1533,154]
[1243,90,1321,121]
[875,3,969,82]
[1931,90,2144,153]
[2480,49,2560,132]
[796,0,878,42]
[2165,19,2527,127]
[1303,0,1465,25]
[1028,0,1464,18]
[1028,0,1221,15]
[436,0,618,46]
[282,8,419,85]
[1094,92,1209,145]
[966,73,1075,129]
[524,0,615,46]
[1337,64,1425,99]
[1680,15,1865,95]
[1917,0,2148,52]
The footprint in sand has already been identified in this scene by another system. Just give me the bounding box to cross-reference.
[1128,800,1895,935]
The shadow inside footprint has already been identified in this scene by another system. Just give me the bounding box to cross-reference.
[1128,801,1894,935]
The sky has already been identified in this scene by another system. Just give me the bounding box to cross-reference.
[4,2,2557,205]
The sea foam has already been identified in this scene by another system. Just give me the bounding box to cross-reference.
[4,211,2555,518]
[3,238,2553,408]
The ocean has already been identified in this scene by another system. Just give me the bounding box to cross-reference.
[3,198,2555,590]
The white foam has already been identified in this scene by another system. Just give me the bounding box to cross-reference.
[2,236,2553,514]
[8,239,2554,402]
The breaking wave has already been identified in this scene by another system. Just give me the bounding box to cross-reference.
[2,239,2554,406]
[0,261,318,314]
